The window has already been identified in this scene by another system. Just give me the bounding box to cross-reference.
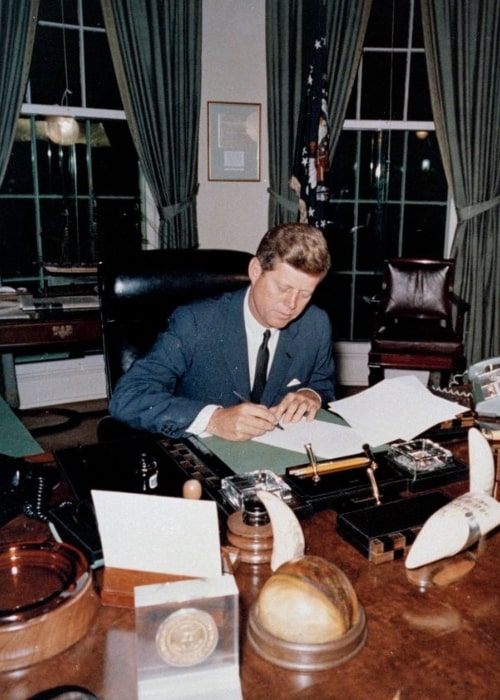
[0,0,141,288]
[325,0,449,341]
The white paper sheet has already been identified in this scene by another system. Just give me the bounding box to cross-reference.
[252,417,365,459]
[91,490,222,578]
[328,375,469,447]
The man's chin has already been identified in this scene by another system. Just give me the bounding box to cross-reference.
[273,315,294,329]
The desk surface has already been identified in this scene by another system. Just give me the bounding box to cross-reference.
[1,455,500,700]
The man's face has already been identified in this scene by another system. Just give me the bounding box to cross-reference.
[247,257,322,329]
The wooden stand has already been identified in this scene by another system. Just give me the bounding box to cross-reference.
[247,602,367,671]
[101,567,191,608]
[226,510,273,564]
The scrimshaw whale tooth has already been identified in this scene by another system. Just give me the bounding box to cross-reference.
[405,428,500,569]
[256,490,305,571]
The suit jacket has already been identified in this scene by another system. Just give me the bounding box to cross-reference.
[109,287,335,437]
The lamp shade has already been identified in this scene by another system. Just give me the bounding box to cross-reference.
[46,115,80,146]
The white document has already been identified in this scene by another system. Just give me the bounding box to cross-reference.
[252,418,365,459]
[328,375,470,447]
[91,490,222,578]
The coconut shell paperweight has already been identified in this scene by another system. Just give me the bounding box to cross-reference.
[247,554,366,670]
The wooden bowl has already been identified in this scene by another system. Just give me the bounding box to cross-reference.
[0,541,99,671]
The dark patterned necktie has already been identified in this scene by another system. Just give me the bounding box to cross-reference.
[251,329,271,403]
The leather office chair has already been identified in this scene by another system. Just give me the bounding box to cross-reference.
[97,248,252,439]
[367,258,469,387]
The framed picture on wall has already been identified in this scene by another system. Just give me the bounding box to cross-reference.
[207,102,261,181]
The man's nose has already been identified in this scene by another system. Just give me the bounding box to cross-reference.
[284,290,299,309]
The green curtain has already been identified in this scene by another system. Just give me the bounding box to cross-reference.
[421,0,500,364]
[0,0,39,188]
[101,0,201,249]
[266,0,372,228]
[323,1,372,161]
[265,0,305,226]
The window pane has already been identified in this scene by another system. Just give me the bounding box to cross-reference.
[30,25,82,106]
[85,31,122,109]
[405,132,447,201]
[364,0,410,48]
[92,122,139,196]
[39,0,78,24]
[408,53,433,120]
[97,199,142,259]
[325,203,355,270]
[359,131,403,201]
[0,140,33,194]
[412,1,424,47]
[82,0,106,28]
[329,274,352,340]
[353,274,381,340]
[401,204,447,258]
[40,198,91,265]
[329,131,356,198]
[360,53,406,120]
[0,201,38,280]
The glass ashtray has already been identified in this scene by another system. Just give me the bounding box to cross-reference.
[388,439,453,474]
[221,470,292,510]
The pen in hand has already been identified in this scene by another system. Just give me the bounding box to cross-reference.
[232,390,284,430]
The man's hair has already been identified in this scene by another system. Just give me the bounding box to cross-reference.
[255,223,331,276]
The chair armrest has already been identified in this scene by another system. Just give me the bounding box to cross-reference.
[450,292,470,315]
[450,292,470,336]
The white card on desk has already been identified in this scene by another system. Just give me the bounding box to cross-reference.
[91,490,222,578]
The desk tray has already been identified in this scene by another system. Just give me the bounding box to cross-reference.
[336,492,450,564]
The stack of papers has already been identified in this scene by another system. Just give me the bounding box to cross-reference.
[253,376,470,458]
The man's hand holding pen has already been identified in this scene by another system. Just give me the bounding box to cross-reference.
[207,400,283,441]
[205,388,321,442]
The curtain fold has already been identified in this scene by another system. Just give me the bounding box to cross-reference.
[265,0,305,226]
[421,0,500,364]
[101,0,201,249]
[0,0,39,188]
[323,1,372,161]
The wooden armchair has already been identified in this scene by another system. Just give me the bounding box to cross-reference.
[367,258,470,386]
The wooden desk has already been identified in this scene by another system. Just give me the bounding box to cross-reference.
[0,310,101,407]
[1,459,500,699]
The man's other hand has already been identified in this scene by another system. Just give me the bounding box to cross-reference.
[271,388,321,425]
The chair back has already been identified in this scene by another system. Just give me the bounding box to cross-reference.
[380,258,456,323]
[98,248,252,397]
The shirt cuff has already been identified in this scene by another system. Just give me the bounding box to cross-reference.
[187,404,221,436]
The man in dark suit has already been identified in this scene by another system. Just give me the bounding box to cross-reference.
[109,223,335,441]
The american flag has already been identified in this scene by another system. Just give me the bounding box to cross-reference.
[291,0,330,231]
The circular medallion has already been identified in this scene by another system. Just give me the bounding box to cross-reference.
[155,608,219,667]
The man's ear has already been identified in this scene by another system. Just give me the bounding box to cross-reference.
[248,256,263,283]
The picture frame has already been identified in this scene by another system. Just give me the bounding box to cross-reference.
[207,101,261,181]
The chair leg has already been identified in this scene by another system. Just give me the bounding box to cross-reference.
[368,366,384,386]
[428,370,453,389]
